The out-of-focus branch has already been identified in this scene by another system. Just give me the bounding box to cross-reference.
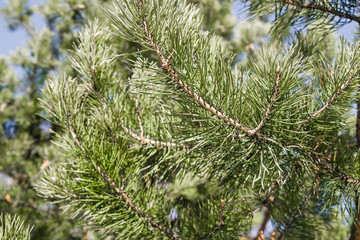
[278,0,360,24]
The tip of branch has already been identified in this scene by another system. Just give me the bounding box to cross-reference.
[276,65,281,73]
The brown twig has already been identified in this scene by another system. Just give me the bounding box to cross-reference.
[67,116,178,239]
[137,0,257,137]
[278,0,360,24]
[123,125,191,149]
[254,208,270,240]
[248,206,262,216]
[219,199,225,227]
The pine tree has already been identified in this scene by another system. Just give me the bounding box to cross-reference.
[0,0,112,238]
[1,0,245,239]
[7,0,360,239]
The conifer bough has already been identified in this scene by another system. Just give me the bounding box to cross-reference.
[35,0,360,239]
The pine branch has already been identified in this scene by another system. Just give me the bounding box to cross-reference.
[296,73,355,131]
[135,98,144,137]
[197,200,225,240]
[0,213,33,239]
[350,83,360,240]
[251,137,360,187]
[248,206,262,217]
[21,21,36,37]
[64,0,88,22]
[137,0,258,137]
[239,134,360,187]
[197,225,224,240]
[278,0,360,24]
[251,66,281,135]
[69,193,99,201]
[249,175,292,239]
[314,154,360,186]
[106,115,191,150]
[67,115,179,239]
[276,177,317,240]
[95,168,178,238]
[86,54,191,151]
[349,192,360,240]
[93,82,191,150]
[123,125,191,149]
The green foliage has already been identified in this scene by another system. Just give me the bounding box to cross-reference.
[242,0,360,34]
[1,0,33,31]
[0,0,111,239]
[0,213,33,240]
[3,0,360,239]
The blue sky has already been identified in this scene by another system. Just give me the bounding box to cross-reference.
[0,0,46,56]
[0,1,358,56]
